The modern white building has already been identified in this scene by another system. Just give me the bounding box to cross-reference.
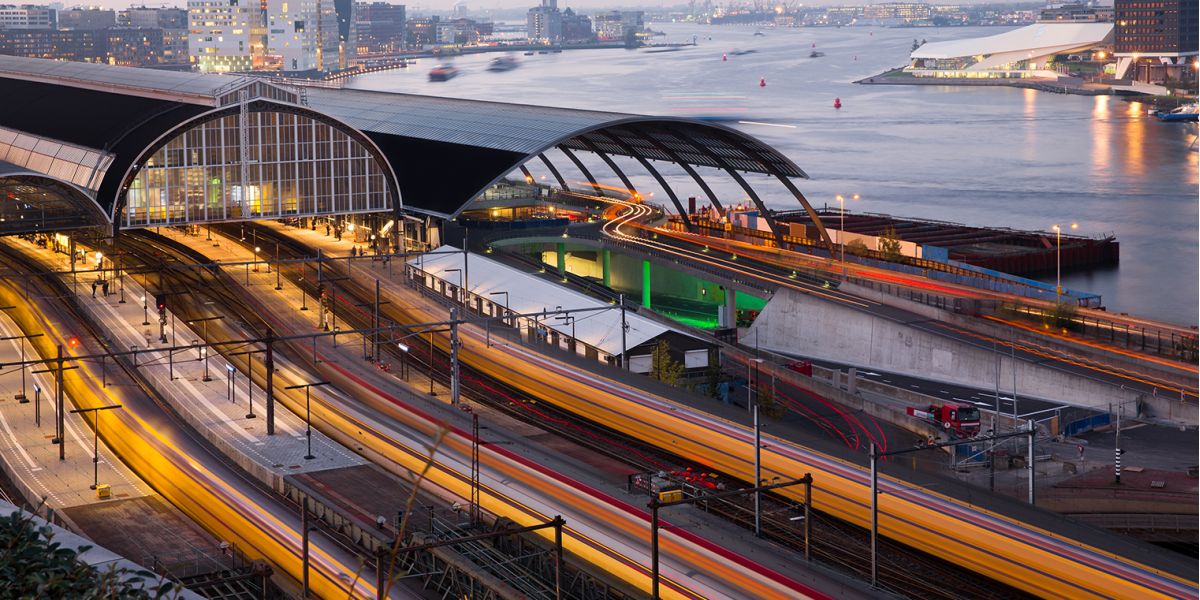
[0,5,56,29]
[907,22,1114,78]
[188,0,265,73]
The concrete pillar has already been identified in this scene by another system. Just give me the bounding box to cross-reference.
[556,242,566,276]
[847,367,858,395]
[642,260,651,309]
[602,249,611,288]
[724,287,736,328]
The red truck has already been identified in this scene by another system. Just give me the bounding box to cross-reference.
[906,403,981,438]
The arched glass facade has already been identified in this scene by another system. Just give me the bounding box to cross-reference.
[120,109,393,228]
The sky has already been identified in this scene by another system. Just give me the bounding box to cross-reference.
[64,0,1048,14]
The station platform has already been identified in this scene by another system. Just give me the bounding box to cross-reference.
[0,312,147,512]
[7,237,367,490]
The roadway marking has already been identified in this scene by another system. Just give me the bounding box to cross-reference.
[0,409,39,471]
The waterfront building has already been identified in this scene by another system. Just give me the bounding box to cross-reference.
[119,6,188,28]
[1039,3,1114,22]
[527,0,561,45]
[354,2,405,53]
[0,5,56,30]
[862,2,932,25]
[265,0,340,72]
[1113,0,1198,82]
[405,15,438,47]
[560,7,592,43]
[0,26,180,65]
[57,7,115,30]
[187,0,266,72]
[591,10,641,41]
[907,21,1113,78]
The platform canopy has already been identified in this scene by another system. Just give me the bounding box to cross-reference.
[409,245,688,357]
[305,87,807,219]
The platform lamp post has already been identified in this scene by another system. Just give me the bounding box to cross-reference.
[285,381,330,460]
[140,295,149,326]
[489,291,509,327]
[1051,223,1078,304]
[188,315,224,382]
[0,331,43,403]
[69,404,122,490]
[253,246,262,273]
[835,194,859,276]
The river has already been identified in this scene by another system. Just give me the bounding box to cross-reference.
[350,23,1199,326]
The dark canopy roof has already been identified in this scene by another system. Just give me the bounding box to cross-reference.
[0,56,816,230]
[0,74,209,216]
[305,88,808,218]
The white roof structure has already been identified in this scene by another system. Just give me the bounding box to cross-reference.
[410,246,691,356]
[912,22,1113,69]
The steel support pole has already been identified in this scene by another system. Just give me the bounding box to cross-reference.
[869,441,878,588]
[450,308,460,406]
[374,279,381,362]
[753,403,761,537]
[619,294,628,370]
[304,387,314,460]
[650,497,660,600]
[1027,419,1036,504]
[56,344,64,461]
[557,146,600,191]
[266,336,275,435]
[301,495,310,598]
[554,516,563,600]
[804,476,812,561]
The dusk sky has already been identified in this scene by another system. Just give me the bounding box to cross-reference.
[69,0,1048,14]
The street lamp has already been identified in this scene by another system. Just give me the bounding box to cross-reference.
[69,404,122,491]
[253,246,261,273]
[444,268,463,303]
[188,316,224,382]
[835,193,860,271]
[285,381,331,460]
[489,291,510,326]
[1051,223,1078,303]
[0,331,44,402]
[140,295,149,326]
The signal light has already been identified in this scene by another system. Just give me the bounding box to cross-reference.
[67,336,80,348]
[155,293,167,311]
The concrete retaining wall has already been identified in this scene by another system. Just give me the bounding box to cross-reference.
[746,288,1185,424]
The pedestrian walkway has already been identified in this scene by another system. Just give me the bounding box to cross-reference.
[6,237,365,487]
[0,312,147,511]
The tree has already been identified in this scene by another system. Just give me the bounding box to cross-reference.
[704,353,721,399]
[845,238,869,257]
[755,379,788,420]
[649,340,684,386]
[878,226,904,262]
[0,507,176,598]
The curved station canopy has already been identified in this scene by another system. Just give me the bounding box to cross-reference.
[0,55,830,248]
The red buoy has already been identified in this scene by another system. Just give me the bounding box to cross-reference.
[722,53,727,61]
[834,97,842,109]
[759,77,766,87]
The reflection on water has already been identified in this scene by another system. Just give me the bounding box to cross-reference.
[354,23,1199,324]
[1091,96,1111,181]
[1125,101,1145,177]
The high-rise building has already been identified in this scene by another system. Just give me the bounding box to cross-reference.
[527,0,560,44]
[1113,0,1198,82]
[0,5,56,30]
[560,7,591,43]
[263,0,340,71]
[57,8,116,30]
[188,0,265,72]
[354,2,404,53]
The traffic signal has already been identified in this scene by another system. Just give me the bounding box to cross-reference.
[155,294,167,311]
[67,336,80,349]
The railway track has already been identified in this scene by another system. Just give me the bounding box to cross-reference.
[213,222,1031,600]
